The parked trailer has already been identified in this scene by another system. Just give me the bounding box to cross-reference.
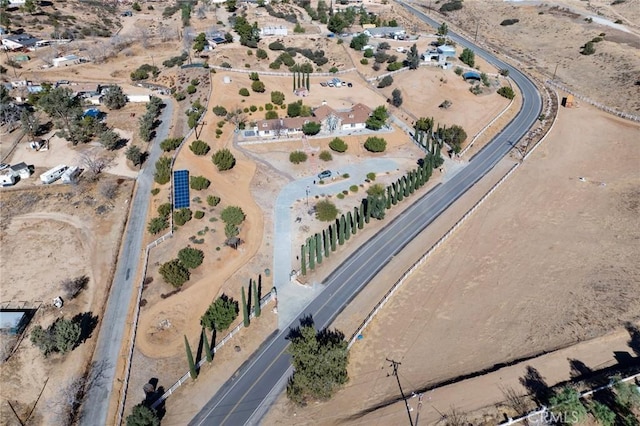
[61,166,81,184]
[0,171,17,187]
[40,164,68,184]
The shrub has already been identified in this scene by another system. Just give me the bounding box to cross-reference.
[206,195,221,206]
[178,247,204,269]
[174,92,186,101]
[387,62,403,72]
[500,18,519,26]
[302,121,321,135]
[377,75,393,88]
[220,62,232,68]
[126,405,160,426]
[459,48,475,67]
[257,48,268,59]
[250,105,258,112]
[581,41,596,55]
[31,318,82,356]
[174,208,193,226]
[239,88,250,96]
[186,85,197,94]
[194,210,205,219]
[151,188,160,196]
[497,86,516,100]
[269,41,285,51]
[329,137,348,152]
[336,193,345,199]
[319,150,332,161]
[220,206,245,225]
[190,140,210,155]
[212,148,236,171]
[454,67,464,76]
[366,172,376,181]
[160,137,183,152]
[148,217,169,234]
[364,136,387,152]
[190,176,211,190]
[159,259,190,287]
[315,200,338,221]
[158,203,172,218]
[349,185,358,192]
[251,80,266,93]
[289,150,308,164]
[329,66,339,73]
[212,105,228,116]
[360,58,369,65]
[439,0,463,12]
[154,157,172,185]
[271,91,285,105]
[265,110,278,119]
[201,294,239,331]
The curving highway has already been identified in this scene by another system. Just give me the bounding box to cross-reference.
[190,4,542,425]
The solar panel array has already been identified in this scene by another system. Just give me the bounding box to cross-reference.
[173,169,190,209]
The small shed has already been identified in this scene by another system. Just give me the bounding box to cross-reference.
[561,95,574,108]
[13,54,30,62]
[437,45,456,57]
[52,54,80,68]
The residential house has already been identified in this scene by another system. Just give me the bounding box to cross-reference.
[1,34,41,50]
[255,117,314,138]
[314,103,371,133]
[52,54,80,67]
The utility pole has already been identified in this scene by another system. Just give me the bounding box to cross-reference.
[387,358,414,426]
[552,62,559,80]
[474,21,479,42]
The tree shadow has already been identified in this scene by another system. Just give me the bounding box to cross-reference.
[247,279,253,313]
[141,378,166,420]
[286,314,315,340]
[195,331,204,367]
[519,366,552,406]
[258,274,262,300]
[568,358,597,388]
[71,312,99,344]
[625,322,640,357]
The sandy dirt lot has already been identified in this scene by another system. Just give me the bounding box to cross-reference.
[0,179,133,425]
[263,100,640,424]
[424,0,640,114]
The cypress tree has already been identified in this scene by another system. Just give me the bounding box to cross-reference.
[397,179,404,202]
[253,279,261,317]
[309,237,315,270]
[409,171,415,194]
[323,228,330,257]
[357,205,364,229]
[345,212,352,240]
[352,207,358,234]
[390,183,397,205]
[403,176,410,197]
[315,232,322,264]
[364,198,371,223]
[306,72,310,90]
[416,166,424,187]
[386,186,392,209]
[202,328,212,362]
[293,72,296,91]
[338,215,345,245]
[242,286,250,327]
[185,335,197,379]
[330,223,337,251]
[297,71,301,89]
[300,244,307,275]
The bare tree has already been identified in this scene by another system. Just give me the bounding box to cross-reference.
[137,27,151,49]
[79,150,111,180]
[98,180,118,200]
[62,275,89,299]
[47,376,86,425]
[197,4,206,19]
[500,386,531,424]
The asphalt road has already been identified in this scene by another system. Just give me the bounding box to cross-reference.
[190,6,542,424]
[80,99,174,426]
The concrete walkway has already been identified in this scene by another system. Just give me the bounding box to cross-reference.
[273,158,399,328]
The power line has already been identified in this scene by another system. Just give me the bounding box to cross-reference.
[387,358,415,426]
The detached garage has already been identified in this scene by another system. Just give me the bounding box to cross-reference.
[52,54,80,67]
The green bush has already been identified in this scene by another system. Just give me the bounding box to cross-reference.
[190,140,210,155]
[257,48,268,59]
[454,67,463,76]
[151,188,160,196]
[336,193,345,199]
[126,405,160,426]
[377,75,393,88]
[160,137,183,152]
[239,88,250,96]
[159,259,190,287]
[212,105,228,116]
[251,81,266,93]
[364,137,387,152]
[212,148,236,171]
[366,172,376,181]
[206,195,221,206]
[249,105,258,112]
[30,318,82,356]
[329,137,347,152]
[319,150,332,161]
[315,199,338,222]
[174,92,186,101]
[500,18,519,26]
[360,58,369,65]
[186,85,197,94]
[174,208,193,226]
[289,150,308,164]
[271,91,285,105]
[194,210,205,219]
[190,176,211,190]
[148,217,168,234]
[497,86,516,99]
[387,62,403,72]
[349,185,358,192]
[154,157,172,185]
[265,110,278,119]
[201,294,239,331]
[178,247,204,269]
[220,206,246,225]
[158,203,172,218]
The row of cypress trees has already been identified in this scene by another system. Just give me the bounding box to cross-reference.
[185,276,263,380]
[300,152,442,275]
[293,71,311,91]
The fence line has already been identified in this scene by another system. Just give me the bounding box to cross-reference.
[546,80,640,123]
[116,77,214,425]
[208,65,356,77]
[150,290,277,409]
[348,161,520,347]
[500,372,640,425]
